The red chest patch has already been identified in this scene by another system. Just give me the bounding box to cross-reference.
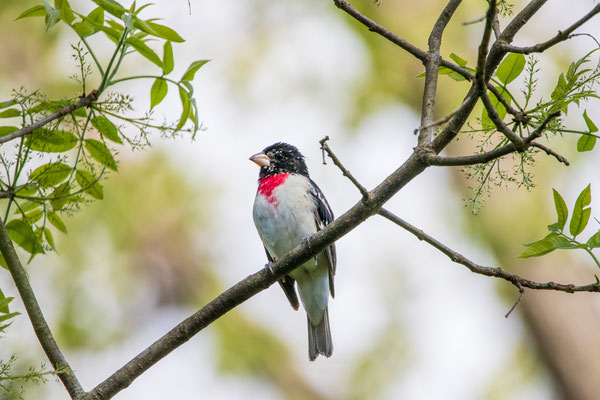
[258,173,290,204]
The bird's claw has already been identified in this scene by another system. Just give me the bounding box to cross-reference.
[301,235,313,248]
[264,261,275,276]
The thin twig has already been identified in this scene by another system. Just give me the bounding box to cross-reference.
[426,111,561,166]
[377,208,600,294]
[531,142,570,166]
[505,284,525,318]
[0,90,99,145]
[319,136,369,198]
[332,0,428,62]
[501,4,600,54]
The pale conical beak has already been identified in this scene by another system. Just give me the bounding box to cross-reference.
[249,152,270,167]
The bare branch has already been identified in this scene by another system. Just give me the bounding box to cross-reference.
[531,142,570,166]
[505,284,524,318]
[418,0,463,146]
[0,219,84,399]
[319,136,368,198]
[427,110,561,166]
[474,0,527,150]
[0,90,99,145]
[501,4,600,54]
[377,208,600,294]
[332,0,428,62]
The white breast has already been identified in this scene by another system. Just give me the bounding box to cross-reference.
[253,174,317,260]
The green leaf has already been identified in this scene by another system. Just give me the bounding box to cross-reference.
[72,21,95,37]
[50,182,71,209]
[15,183,38,197]
[163,41,174,75]
[496,53,526,85]
[552,189,568,231]
[15,4,46,20]
[121,12,134,31]
[91,0,126,18]
[570,184,592,237]
[578,110,598,152]
[577,134,597,152]
[0,290,12,313]
[91,115,122,144]
[150,78,168,109]
[55,0,75,24]
[29,162,72,187]
[583,109,599,132]
[16,201,42,214]
[26,128,78,153]
[47,211,67,233]
[587,231,600,248]
[88,6,105,24]
[176,87,191,131]
[0,312,20,323]
[146,21,184,42]
[0,109,21,118]
[551,73,567,101]
[181,60,209,82]
[0,126,18,137]
[553,241,587,250]
[6,219,44,254]
[85,139,118,171]
[0,254,7,270]
[43,227,56,251]
[24,209,43,224]
[126,37,163,69]
[449,53,468,67]
[518,237,555,258]
[75,170,103,199]
[42,0,60,32]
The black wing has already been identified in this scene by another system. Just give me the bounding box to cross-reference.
[264,247,300,310]
[309,178,337,298]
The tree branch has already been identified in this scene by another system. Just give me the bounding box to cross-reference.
[377,208,600,294]
[0,219,84,399]
[78,140,432,399]
[475,0,527,151]
[0,90,99,145]
[501,4,600,54]
[332,0,428,62]
[427,111,562,166]
[418,0,463,146]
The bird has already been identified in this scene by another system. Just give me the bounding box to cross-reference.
[250,142,336,361]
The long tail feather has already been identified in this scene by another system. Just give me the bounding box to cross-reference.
[307,308,333,361]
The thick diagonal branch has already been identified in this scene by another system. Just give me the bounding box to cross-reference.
[0,219,84,398]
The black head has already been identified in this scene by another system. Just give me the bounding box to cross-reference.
[250,142,309,179]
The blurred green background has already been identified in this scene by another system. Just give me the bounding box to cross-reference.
[1,0,600,399]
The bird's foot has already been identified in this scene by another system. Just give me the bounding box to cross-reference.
[264,261,276,276]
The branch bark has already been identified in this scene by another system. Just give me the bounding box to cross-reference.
[0,90,99,145]
[0,219,84,398]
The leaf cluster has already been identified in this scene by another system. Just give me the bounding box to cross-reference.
[519,185,600,271]
[1,0,209,260]
[430,49,600,211]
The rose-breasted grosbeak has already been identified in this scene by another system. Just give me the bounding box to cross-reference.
[250,142,336,361]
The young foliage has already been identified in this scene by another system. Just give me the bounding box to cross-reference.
[1,0,207,259]
[519,186,600,269]
[461,48,600,212]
